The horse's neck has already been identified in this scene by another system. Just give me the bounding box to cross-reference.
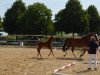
[47,37,52,43]
[82,35,91,41]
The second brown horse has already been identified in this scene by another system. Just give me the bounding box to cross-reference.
[62,33,98,59]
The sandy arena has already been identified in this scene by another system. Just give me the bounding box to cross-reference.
[0,46,100,75]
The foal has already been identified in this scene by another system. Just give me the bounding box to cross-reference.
[36,36,55,58]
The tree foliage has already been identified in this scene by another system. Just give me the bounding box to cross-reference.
[87,5,100,33]
[18,2,54,35]
[3,1,54,35]
[54,0,89,35]
[0,17,3,28]
[3,0,26,34]
[54,9,64,32]
[3,0,100,35]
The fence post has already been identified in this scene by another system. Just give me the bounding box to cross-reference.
[20,41,24,46]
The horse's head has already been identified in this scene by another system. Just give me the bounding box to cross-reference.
[50,35,54,39]
[93,33,98,41]
[87,32,98,41]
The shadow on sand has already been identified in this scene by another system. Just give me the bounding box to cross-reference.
[74,68,92,74]
[29,57,49,60]
[56,57,78,60]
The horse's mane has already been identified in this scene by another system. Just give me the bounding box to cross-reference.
[47,36,53,42]
[82,33,94,40]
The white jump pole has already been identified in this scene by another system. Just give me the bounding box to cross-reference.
[53,62,76,73]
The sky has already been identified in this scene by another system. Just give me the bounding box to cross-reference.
[0,0,100,20]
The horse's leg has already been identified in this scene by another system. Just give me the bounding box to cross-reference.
[48,47,55,58]
[64,46,70,57]
[48,50,51,56]
[36,47,40,57]
[36,47,42,58]
[79,47,87,59]
[71,46,77,58]
[62,38,67,52]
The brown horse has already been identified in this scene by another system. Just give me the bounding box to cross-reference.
[62,33,98,59]
[36,35,55,58]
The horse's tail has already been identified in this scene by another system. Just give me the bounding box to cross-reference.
[62,38,67,52]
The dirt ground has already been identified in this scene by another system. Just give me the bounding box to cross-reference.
[0,46,100,75]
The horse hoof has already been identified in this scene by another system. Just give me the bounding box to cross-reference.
[53,57,55,58]
[78,58,83,61]
[75,57,77,59]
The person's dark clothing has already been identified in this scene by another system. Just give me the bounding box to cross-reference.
[98,41,100,46]
[88,40,98,54]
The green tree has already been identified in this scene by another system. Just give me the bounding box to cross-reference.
[0,17,3,28]
[19,2,54,35]
[55,0,89,36]
[3,0,26,34]
[87,5,100,33]
[54,9,64,32]
[54,9,64,36]
[80,10,89,34]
